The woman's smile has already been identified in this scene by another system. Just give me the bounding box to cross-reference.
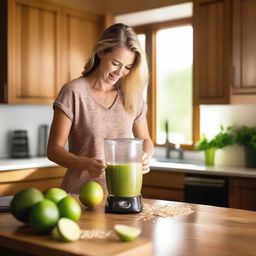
[109,72,120,81]
[99,47,136,85]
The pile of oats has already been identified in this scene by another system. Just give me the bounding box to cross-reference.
[140,202,194,220]
[80,229,112,240]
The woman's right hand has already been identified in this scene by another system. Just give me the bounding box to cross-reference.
[80,157,106,178]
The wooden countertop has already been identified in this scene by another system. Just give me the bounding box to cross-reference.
[0,198,255,256]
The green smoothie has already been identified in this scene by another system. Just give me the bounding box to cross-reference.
[105,162,143,197]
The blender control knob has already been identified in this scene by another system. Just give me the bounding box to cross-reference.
[118,201,131,209]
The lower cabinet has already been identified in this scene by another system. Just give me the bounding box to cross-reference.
[142,169,256,211]
[229,177,256,211]
[0,166,66,196]
[142,170,184,202]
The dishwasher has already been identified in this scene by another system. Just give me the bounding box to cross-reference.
[184,174,228,207]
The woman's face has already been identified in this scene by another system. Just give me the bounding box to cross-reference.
[98,47,136,85]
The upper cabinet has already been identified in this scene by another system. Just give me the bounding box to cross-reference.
[0,0,103,104]
[58,8,103,89]
[193,0,256,105]
[193,0,232,104]
[232,0,256,102]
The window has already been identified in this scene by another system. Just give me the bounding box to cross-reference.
[156,25,193,145]
[135,19,198,148]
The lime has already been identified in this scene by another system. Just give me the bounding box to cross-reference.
[29,199,59,234]
[114,224,141,241]
[10,188,44,223]
[79,181,103,208]
[44,188,67,204]
[58,196,81,221]
[51,226,61,240]
[54,218,81,242]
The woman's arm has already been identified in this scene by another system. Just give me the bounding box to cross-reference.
[47,107,105,177]
[133,117,154,174]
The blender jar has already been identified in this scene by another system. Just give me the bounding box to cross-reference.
[104,138,144,197]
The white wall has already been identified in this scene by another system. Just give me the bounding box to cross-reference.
[200,104,256,166]
[1,104,255,165]
[0,105,53,158]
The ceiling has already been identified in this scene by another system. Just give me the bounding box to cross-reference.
[116,2,192,26]
[45,0,189,16]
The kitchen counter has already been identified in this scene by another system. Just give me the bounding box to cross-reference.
[150,159,256,178]
[0,157,57,171]
[1,157,255,178]
[0,158,66,196]
[0,198,255,256]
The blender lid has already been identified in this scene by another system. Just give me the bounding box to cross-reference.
[104,138,144,144]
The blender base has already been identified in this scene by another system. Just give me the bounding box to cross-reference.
[105,195,142,214]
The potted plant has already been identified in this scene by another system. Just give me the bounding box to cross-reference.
[234,125,256,168]
[195,126,234,166]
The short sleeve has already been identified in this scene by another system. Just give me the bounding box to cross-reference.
[53,83,75,121]
[134,100,147,123]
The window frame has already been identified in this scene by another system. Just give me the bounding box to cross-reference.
[134,18,200,150]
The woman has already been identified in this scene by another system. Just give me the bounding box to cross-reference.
[47,23,154,194]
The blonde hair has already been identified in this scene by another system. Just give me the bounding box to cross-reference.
[82,23,149,114]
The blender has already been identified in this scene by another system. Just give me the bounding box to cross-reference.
[104,138,143,213]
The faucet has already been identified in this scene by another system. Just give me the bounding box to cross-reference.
[165,120,184,160]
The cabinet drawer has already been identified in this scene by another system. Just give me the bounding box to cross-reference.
[0,178,63,196]
[142,186,184,201]
[0,166,66,182]
[0,166,66,196]
[143,171,184,189]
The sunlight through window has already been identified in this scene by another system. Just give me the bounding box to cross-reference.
[156,25,193,145]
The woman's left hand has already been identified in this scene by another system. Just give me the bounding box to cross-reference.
[142,152,151,174]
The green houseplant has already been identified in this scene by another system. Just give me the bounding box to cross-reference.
[234,125,256,168]
[195,126,234,166]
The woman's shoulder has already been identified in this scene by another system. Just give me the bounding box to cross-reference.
[61,77,86,92]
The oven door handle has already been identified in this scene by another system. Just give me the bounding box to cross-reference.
[184,177,226,188]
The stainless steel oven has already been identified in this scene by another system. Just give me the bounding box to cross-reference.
[184,174,228,207]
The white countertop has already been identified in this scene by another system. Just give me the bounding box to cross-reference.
[0,157,255,179]
[0,157,58,171]
[150,159,256,178]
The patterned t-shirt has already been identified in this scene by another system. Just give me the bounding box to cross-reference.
[53,77,147,194]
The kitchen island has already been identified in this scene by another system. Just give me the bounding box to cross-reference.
[0,198,255,256]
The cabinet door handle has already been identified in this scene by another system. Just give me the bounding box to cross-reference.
[185,177,226,188]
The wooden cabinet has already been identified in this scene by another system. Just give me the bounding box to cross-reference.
[232,0,256,102]
[193,0,256,105]
[229,177,256,211]
[0,0,102,104]
[58,8,103,89]
[142,170,185,201]
[142,169,256,210]
[193,0,232,104]
[0,166,66,196]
